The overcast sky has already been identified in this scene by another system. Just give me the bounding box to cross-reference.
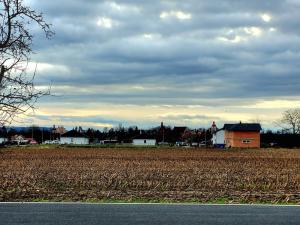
[21,0,300,129]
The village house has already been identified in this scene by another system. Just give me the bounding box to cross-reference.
[0,135,8,144]
[52,125,67,136]
[212,122,262,148]
[60,130,89,145]
[10,135,28,145]
[132,133,156,146]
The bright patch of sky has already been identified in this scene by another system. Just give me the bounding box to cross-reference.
[160,10,192,20]
[261,13,272,22]
[96,17,116,28]
[244,27,263,37]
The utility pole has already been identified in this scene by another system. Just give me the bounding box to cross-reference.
[31,125,34,140]
[41,127,44,143]
[161,122,165,143]
[204,128,207,147]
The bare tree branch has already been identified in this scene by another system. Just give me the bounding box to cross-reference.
[0,0,53,125]
[276,108,300,134]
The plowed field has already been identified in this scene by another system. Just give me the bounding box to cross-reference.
[0,147,299,203]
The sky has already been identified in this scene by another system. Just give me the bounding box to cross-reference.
[20,0,300,130]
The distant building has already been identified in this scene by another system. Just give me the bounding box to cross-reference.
[25,138,38,145]
[212,122,262,148]
[212,130,225,147]
[11,135,28,145]
[0,136,8,144]
[99,140,118,145]
[132,134,156,146]
[52,125,66,135]
[211,122,225,148]
[224,123,262,148]
[60,130,89,145]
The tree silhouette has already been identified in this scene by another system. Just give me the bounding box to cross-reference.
[0,0,54,125]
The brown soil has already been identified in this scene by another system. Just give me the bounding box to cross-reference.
[0,147,299,203]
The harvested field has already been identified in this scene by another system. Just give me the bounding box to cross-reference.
[0,147,300,204]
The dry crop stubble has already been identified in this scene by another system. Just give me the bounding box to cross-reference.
[0,147,299,203]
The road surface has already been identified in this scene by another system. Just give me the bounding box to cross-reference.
[0,203,299,225]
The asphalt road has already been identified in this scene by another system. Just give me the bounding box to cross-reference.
[0,203,299,225]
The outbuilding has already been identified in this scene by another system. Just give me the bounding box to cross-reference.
[132,134,156,146]
[60,130,89,145]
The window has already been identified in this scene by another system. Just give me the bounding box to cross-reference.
[144,140,147,144]
[242,140,251,144]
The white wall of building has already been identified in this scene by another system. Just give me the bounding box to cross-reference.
[212,130,225,145]
[133,139,156,146]
[0,137,8,144]
[60,137,89,145]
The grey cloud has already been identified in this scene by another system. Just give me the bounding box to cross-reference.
[24,0,300,109]
[159,114,221,121]
[35,114,121,126]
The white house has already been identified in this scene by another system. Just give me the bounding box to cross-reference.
[133,139,156,146]
[0,137,8,144]
[132,134,156,146]
[212,129,225,147]
[60,130,89,145]
[11,135,28,145]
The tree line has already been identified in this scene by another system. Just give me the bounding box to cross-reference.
[1,125,213,145]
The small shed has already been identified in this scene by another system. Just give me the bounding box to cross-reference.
[132,134,156,146]
[60,130,89,145]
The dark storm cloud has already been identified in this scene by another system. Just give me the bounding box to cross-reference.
[26,0,300,106]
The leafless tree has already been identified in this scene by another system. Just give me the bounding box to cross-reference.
[277,108,300,134]
[0,0,53,125]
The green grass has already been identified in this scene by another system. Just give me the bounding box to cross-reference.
[23,197,300,205]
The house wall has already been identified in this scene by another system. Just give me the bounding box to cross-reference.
[0,137,8,144]
[133,139,156,146]
[60,137,89,145]
[225,131,260,148]
[212,130,225,145]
